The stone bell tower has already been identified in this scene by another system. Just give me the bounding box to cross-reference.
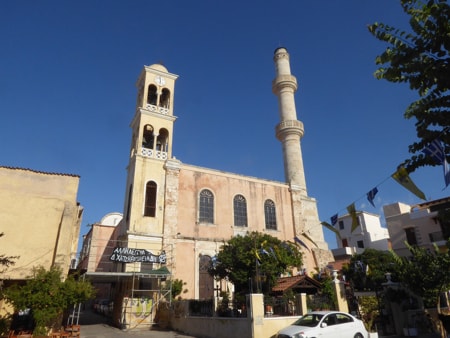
[118,63,179,260]
[272,47,332,267]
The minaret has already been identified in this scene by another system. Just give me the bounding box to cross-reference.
[272,48,331,268]
[272,47,307,193]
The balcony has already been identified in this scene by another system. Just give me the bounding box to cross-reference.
[141,148,167,160]
[145,104,169,115]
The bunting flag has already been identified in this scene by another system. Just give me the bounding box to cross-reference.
[422,138,445,163]
[294,236,310,251]
[330,214,338,226]
[445,160,450,188]
[260,248,270,256]
[300,232,319,248]
[366,187,378,207]
[321,222,342,240]
[391,166,426,200]
[268,247,278,260]
[254,249,261,261]
[422,138,450,188]
[347,203,359,232]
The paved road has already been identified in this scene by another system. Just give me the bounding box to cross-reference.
[80,323,198,338]
[78,309,198,338]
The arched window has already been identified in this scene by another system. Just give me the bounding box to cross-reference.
[199,189,214,224]
[264,199,277,230]
[147,85,157,105]
[144,181,157,217]
[233,194,247,227]
[143,125,154,149]
[160,88,171,108]
[126,184,133,221]
[199,255,214,299]
[156,128,169,152]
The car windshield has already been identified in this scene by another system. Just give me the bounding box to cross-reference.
[293,314,324,327]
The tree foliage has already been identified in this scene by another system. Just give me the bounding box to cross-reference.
[342,248,399,291]
[208,232,302,296]
[0,233,18,273]
[391,240,450,309]
[368,0,450,172]
[3,266,95,335]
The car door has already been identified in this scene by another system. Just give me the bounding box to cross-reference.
[317,314,339,338]
[334,313,358,337]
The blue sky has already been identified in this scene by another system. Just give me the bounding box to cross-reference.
[1,1,448,251]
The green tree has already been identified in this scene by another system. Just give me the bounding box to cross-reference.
[3,266,95,335]
[391,240,450,309]
[342,249,399,291]
[0,233,18,273]
[368,0,450,172]
[208,232,302,296]
[162,278,188,301]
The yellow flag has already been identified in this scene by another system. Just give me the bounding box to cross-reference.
[321,222,342,240]
[391,167,426,200]
[347,203,359,232]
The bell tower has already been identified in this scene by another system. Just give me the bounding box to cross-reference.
[120,64,179,255]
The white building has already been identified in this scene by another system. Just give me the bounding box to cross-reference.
[383,196,449,257]
[332,211,390,260]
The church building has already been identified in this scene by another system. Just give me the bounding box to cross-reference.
[79,48,332,325]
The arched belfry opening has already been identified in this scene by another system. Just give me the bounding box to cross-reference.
[147,85,157,105]
[160,88,171,108]
[156,128,169,152]
[143,124,155,149]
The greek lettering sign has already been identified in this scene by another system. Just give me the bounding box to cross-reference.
[109,247,166,264]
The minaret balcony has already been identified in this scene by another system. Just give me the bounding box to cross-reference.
[141,148,168,160]
[275,119,304,140]
[145,103,169,115]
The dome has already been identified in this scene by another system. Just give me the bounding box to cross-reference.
[148,63,168,73]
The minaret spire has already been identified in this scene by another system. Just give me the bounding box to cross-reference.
[272,47,307,193]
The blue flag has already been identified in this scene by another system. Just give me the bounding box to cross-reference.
[422,139,449,188]
[366,187,378,207]
[423,139,445,164]
[330,214,338,226]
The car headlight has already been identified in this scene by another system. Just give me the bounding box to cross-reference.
[294,333,307,338]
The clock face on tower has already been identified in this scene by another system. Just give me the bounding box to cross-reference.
[154,75,166,86]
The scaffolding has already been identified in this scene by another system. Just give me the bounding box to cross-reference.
[78,236,173,331]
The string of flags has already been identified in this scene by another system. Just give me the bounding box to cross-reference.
[320,137,449,235]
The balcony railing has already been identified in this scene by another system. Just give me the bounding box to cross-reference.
[145,104,169,115]
[141,148,167,160]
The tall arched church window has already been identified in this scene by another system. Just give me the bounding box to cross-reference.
[233,194,248,227]
[143,125,154,149]
[126,184,133,221]
[199,255,214,299]
[144,181,157,217]
[147,85,157,105]
[264,199,277,230]
[160,88,171,108]
[199,189,214,224]
[156,128,169,152]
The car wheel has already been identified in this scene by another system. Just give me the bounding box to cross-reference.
[354,333,364,338]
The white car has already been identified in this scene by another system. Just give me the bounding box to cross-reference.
[277,311,368,338]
